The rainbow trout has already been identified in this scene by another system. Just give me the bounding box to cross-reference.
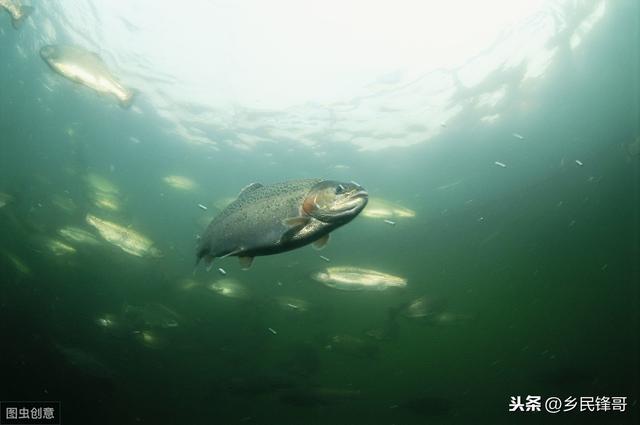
[196,179,368,270]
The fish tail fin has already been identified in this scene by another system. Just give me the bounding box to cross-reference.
[12,5,33,29]
[119,89,136,109]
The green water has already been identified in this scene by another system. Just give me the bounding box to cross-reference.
[0,1,638,424]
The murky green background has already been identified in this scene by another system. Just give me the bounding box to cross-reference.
[1,1,638,424]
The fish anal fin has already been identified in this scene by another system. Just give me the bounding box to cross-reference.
[238,182,263,198]
[238,256,254,270]
[312,233,330,250]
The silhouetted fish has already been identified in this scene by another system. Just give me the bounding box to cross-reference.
[0,0,32,28]
[40,45,135,108]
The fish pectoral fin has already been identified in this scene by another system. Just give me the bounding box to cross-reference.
[312,233,330,250]
[238,256,254,270]
[237,182,263,198]
[204,255,215,272]
[282,216,311,228]
[281,216,311,241]
[218,247,246,259]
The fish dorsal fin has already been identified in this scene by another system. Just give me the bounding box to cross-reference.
[281,216,311,241]
[237,182,263,198]
[312,233,330,250]
[238,256,254,270]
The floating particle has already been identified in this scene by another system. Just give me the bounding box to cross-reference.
[494,161,507,168]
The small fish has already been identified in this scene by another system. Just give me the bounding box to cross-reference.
[319,255,331,262]
[494,161,507,168]
[164,175,197,191]
[0,0,33,29]
[383,219,396,226]
[40,45,135,108]
[209,279,248,299]
[575,159,584,166]
[86,214,162,258]
[512,133,525,140]
[217,267,227,276]
[197,204,208,211]
[440,122,447,128]
[313,267,407,291]
[268,327,277,335]
[286,303,299,310]
[361,197,416,219]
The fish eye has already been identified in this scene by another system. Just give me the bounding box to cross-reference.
[335,184,346,195]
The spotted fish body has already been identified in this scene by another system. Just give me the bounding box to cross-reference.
[197,179,368,269]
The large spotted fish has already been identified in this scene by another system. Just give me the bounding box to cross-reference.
[196,179,368,270]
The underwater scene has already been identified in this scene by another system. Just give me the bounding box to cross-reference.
[0,1,638,424]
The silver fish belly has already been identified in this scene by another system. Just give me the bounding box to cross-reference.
[40,45,135,108]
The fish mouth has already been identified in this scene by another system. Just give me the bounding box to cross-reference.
[342,190,369,214]
[351,189,368,199]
